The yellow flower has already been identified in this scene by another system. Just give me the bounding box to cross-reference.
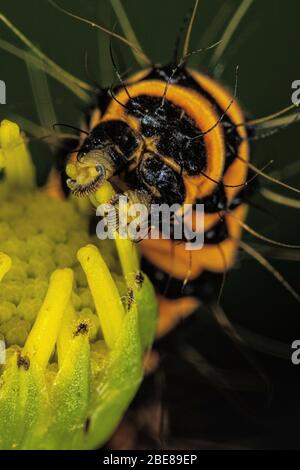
[0,120,158,449]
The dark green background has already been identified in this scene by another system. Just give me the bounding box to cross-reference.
[0,0,300,449]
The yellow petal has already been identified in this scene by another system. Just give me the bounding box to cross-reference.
[89,182,139,278]
[77,244,124,349]
[0,119,35,188]
[56,301,77,367]
[23,268,74,368]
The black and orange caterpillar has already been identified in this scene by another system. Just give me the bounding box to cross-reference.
[55,0,299,335]
[67,65,251,332]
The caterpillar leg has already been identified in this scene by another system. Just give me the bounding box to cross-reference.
[107,189,152,240]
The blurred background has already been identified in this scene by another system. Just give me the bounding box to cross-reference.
[0,0,299,449]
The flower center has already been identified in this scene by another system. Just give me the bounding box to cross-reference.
[0,186,125,353]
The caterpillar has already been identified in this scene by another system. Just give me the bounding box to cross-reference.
[53,0,299,337]
[1,0,300,450]
[1,0,299,339]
